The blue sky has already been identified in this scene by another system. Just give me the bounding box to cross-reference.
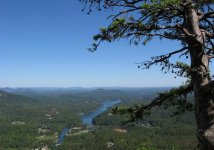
[0,0,189,87]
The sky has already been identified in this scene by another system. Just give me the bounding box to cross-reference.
[0,0,192,87]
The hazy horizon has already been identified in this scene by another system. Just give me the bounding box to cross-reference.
[0,86,175,89]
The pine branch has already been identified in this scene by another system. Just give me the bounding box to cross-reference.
[137,47,188,70]
[200,11,214,21]
[208,55,214,59]
[113,84,194,122]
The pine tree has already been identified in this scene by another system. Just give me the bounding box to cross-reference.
[80,0,214,149]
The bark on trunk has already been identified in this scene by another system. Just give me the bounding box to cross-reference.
[191,54,214,150]
[185,6,214,150]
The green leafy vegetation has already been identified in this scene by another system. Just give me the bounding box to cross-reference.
[0,88,196,149]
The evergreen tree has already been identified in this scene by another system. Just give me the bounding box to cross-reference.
[80,0,214,149]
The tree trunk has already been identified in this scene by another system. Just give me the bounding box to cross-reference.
[191,53,214,150]
[185,7,214,150]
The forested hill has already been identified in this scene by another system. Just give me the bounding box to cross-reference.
[0,90,39,106]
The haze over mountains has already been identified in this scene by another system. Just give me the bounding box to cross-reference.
[0,87,171,95]
[0,87,196,149]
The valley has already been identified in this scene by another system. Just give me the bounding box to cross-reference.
[0,88,196,150]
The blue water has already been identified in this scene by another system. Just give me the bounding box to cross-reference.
[56,128,70,145]
[56,99,121,145]
[81,99,121,125]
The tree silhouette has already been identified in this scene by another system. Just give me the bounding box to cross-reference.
[80,0,214,149]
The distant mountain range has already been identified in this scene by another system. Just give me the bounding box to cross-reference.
[0,87,172,104]
[0,87,172,94]
[0,87,92,93]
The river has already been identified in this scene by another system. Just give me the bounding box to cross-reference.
[81,99,121,125]
[56,99,121,145]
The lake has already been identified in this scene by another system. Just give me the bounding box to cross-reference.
[56,128,70,146]
[56,99,121,145]
[81,99,121,125]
